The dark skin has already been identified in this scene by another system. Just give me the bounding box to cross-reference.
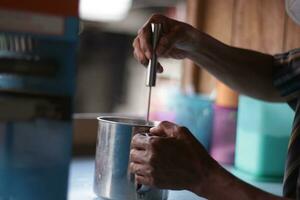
[132,14,284,102]
[131,14,291,199]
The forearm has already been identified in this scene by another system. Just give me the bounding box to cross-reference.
[185,30,284,102]
[192,164,290,200]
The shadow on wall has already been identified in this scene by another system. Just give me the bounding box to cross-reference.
[75,25,134,113]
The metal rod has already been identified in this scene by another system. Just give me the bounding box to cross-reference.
[145,23,161,123]
[146,86,152,122]
[145,23,162,87]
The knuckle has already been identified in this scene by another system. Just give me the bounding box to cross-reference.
[137,27,146,35]
[131,135,139,145]
[132,133,141,141]
[150,13,164,21]
[132,37,138,47]
[159,121,170,127]
[160,120,169,125]
[130,149,136,157]
[129,150,137,162]
[129,162,135,172]
[177,126,188,133]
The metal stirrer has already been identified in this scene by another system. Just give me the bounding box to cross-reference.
[145,23,162,122]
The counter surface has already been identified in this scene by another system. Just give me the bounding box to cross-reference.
[68,158,282,200]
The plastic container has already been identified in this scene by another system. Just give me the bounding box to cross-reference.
[168,93,214,149]
[0,15,78,200]
[210,105,237,164]
[0,120,72,200]
[234,96,294,181]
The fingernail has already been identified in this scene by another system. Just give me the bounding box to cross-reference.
[158,67,163,73]
[145,51,151,59]
[150,127,157,132]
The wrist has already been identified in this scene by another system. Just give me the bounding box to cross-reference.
[184,27,211,60]
[185,28,230,66]
[174,25,203,59]
[184,27,202,54]
[190,161,228,199]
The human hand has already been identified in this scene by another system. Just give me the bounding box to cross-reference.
[130,121,219,197]
[132,14,198,72]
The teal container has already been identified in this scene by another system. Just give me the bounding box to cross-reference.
[168,93,214,149]
[234,96,294,181]
[0,16,78,200]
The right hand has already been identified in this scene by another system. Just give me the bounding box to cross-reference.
[130,121,220,198]
[132,14,198,72]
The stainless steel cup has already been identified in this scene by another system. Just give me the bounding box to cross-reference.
[94,116,168,200]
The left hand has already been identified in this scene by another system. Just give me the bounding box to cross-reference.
[129,121,218,195]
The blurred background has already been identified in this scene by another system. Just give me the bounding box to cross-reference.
[75,1,184,114]
[0,0,299,200]
[73,0,185,154]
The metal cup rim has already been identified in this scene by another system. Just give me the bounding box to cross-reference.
[97,116,158,127]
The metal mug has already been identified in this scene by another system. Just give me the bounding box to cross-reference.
[94,116,168,200]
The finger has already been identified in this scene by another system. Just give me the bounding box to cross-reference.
[130,149,147,164]
[138,32,152,60]
[133,38,148,65]
[130,162,154,177]
[135,175,153,186]
[133,38,162,71]
[150,121,179,137]
[138,14,174,59]
[137,20,153,59]
[132,36,138,48]
[131,133,149,150]
[130,163,143,176]
[141,14,168,33]
[130,162,149,176]
[133,38,149,66]
[147,14,171,33]
[134,49,148,66]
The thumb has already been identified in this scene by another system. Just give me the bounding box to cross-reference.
[157,62,164,73]
[150,121,179,137]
